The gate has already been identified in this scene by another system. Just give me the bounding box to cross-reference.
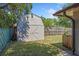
[0,28,13,53]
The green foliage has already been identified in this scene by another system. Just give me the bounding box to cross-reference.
[8,3,32,15]
[57,16,72,28]
[42,17,57,27]
[42,19,53,27]
[53,4,73,28]
[25,3,32,14]
[41,16,72,28]
[0,3,32,28]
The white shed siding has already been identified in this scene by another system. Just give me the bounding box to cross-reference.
[27,14,44,25]
[17,14,44,41]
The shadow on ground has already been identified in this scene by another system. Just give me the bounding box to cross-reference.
[1,41,60,56]
[1,35,73,56]
[51,43,72,50]
[51,43,73,56]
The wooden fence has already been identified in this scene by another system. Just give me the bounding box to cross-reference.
[44,27,73,49]
[62,35,72,49]
[44,27,72,35]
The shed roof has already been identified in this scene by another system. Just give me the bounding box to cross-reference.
[53,3,79,16]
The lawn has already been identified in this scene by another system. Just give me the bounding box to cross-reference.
[1,35,63,56]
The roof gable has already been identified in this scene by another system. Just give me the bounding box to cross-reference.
[53,3,79,16]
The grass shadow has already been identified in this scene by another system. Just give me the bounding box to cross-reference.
[1,41,60,56]
[51,43,73,55]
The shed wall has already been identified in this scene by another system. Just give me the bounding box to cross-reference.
[17,14,44,41]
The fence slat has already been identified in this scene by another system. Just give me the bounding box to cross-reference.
[0,28,13,52]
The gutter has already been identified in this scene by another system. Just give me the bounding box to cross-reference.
[63,12,75,55]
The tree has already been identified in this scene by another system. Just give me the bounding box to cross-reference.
[57,16,72,28]
[0,3,32,28]
[41,17,56,27]
[56,3,73,28]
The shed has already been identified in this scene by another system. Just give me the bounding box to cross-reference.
[53,3,79,55]
[17,13,44,41]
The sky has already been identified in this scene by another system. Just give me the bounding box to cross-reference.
[31,3,66,19]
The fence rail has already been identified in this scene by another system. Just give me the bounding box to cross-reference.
[44,27,72,35]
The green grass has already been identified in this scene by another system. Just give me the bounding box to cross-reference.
[1,35,63,56]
